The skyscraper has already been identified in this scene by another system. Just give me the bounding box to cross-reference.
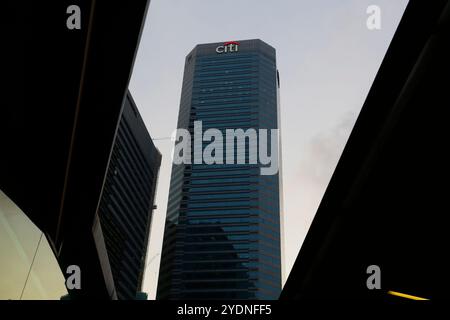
[96,91,162,299]
[157,39,282,300]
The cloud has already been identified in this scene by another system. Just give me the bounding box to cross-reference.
[283,110,357,275]
[298,110,357,186]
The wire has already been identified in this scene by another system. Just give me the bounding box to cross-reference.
[19,232,43,300]
[145,253,160,268]
[152,137,172,141]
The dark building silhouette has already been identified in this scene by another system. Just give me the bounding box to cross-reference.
[157,39,283,300]
[281,0,450,301]
[96,92,161,299]
[1,0,153,299]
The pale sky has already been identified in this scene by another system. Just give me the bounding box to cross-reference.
[129,0,409,299]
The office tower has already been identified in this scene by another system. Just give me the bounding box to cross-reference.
[157,39,282,300]
[96,91,162,299]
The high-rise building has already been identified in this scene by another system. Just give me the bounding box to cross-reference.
[157,39,282,300]
[96,91,162,299]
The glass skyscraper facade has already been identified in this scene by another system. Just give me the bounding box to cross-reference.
[157,39,282,300]
[97,91,162,299]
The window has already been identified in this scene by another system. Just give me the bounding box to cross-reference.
[0,190,67,300]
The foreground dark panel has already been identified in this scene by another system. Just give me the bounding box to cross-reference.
[2,0,151,299]
[282,0,450,301]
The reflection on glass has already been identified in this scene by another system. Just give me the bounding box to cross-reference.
[0,190,67,300]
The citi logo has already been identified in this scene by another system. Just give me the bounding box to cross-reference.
[216,41,240,54]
